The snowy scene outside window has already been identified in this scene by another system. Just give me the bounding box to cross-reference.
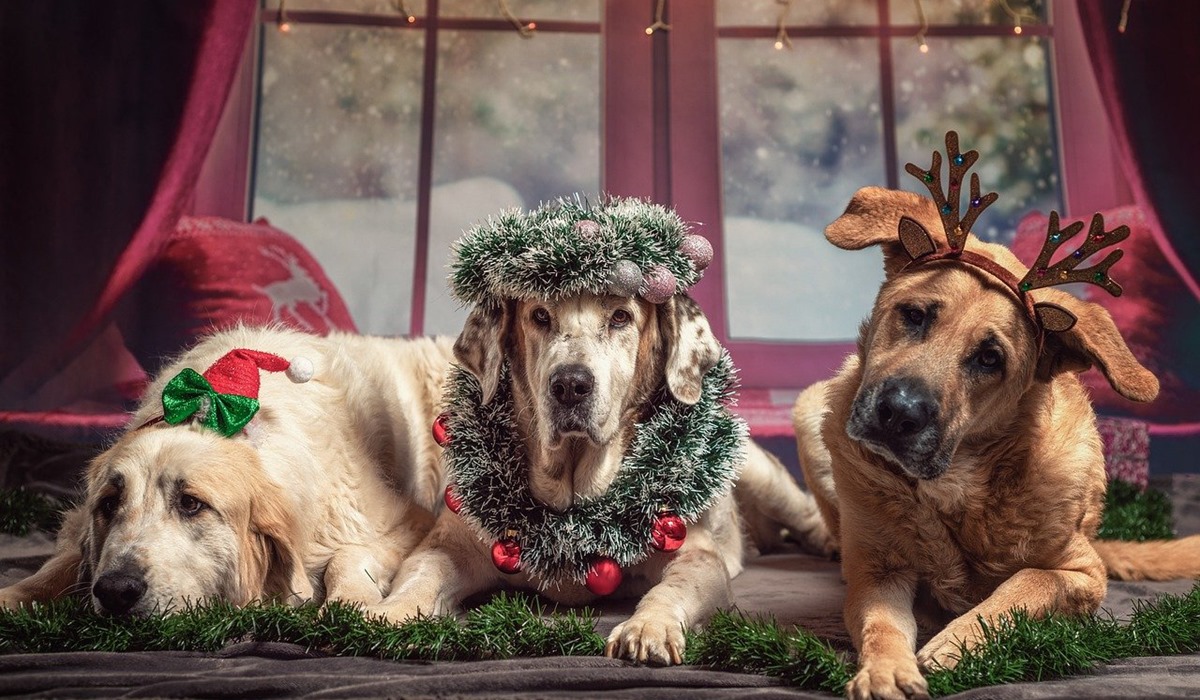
[717,0,1058,341]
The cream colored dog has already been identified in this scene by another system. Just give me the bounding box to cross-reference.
[372,292,834,664]
[793,186,1200,700]
[0,326,453,615]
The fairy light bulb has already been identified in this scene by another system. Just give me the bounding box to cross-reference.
[919,41,929,53]
[1013,24,1023,34]
[774,40,784,50]
[279,21,292,33]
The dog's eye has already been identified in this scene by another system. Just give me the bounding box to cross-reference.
[902,307,926,326]
[531,308,551,327]
[178,494,206,517]
[97,495,119,518]
[610,309,632,328]
[975,348,1004,370]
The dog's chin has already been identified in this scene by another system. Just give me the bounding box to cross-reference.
[549,418,610,448]
[847,426,950,481]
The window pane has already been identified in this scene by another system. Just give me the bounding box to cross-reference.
[265,0,429,17]
[888,0,1046,25]
[893,36,1060,244]
[719,38,887,342]
[717,0,877,26]
[253,24,424,335]
[423,30,601,337]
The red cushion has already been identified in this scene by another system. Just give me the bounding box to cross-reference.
[124,216,357,370]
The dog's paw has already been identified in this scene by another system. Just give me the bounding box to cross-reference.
[846,656,928,700]
[605,617,686,666]
[916,624,978,671]
[363,599,433,624]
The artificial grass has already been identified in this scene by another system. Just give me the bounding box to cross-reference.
[1096,478,1175,541]
[2,584,1198,697]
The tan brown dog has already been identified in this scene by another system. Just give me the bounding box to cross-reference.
[793,181,1200,699]
[372,291,833,664]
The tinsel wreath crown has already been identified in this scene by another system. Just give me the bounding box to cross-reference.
[449,195,714,306]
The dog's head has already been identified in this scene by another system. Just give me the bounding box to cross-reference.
[453,292,720,509]
[75,424,302,615]
[827,187,1158,480]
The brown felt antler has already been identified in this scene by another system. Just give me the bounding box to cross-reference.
[1017,211,1128,297]
[902,130,999,253]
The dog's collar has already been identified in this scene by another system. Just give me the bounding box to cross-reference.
[436,353,745,594]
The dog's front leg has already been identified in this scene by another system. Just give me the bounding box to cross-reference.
[844,564,927,700]
[916,552,1106,671]
[605,526,731,666]
[369,510,502,623]
[0,508,87,609]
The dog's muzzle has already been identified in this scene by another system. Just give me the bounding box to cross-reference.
[92,564,148,615]
[847,376,945,479]
[548,363,595,434]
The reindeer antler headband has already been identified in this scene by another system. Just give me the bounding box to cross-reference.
[899,130,1129,334]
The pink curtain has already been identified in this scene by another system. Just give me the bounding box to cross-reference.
[1075,0,1200,303]
[0,1,256,409]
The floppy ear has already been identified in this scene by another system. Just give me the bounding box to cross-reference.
[825,186,942,276]
[453,300,511,405]
[659,294,722,405]
[1034,290,1159,403]
[242,483,307,604]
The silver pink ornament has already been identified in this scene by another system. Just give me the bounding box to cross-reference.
[574,219,601,240]
[640,265,677,304]
[679,235,713,271]
[607,259,643,297]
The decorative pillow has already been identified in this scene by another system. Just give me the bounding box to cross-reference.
[124,216,357,372]
[1012,206,1200,426]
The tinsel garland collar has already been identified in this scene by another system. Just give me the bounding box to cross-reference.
[438,352,746,593]
[449,195,714,306]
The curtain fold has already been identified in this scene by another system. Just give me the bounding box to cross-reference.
[0,0,255,409]
[1075,0,1200,302]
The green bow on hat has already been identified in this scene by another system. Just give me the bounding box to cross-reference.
[161,368,260,438]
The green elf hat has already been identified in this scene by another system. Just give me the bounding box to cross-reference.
[161,349,314,438]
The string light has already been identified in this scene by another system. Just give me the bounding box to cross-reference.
[497,0,536,37]
[1118,0,1132,33]
[277,0,292,33]
[774,0,792,50]
[913,0,928,53]
[391,0,416,24]
[996,0,1031,35]
[645,0,670,35]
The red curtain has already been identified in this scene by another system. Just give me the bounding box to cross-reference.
[0,1,255,410]
[1075,0,1200,303]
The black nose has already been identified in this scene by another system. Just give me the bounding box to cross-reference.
[875,378,937,438]
[92,571,146,615]
[550,364,594,408]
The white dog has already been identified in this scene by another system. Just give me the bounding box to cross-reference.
[0,326,453,615]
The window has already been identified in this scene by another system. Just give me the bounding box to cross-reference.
[253,0,601,337]
[246,0,1064,389]
[715,0,1058,345]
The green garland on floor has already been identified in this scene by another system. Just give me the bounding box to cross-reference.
[2,584,1199,697]
[0,488,67,537]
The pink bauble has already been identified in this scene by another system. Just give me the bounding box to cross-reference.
[584,556,623,596]
[574,219,601,240]
[679,235,713,271]
[492,537,522,574]
[650,512,687,552]
[639,265,677,304]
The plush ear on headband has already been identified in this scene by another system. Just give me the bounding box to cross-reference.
[1034,288,1158,403]
[658,294,721,405]
[453,301,511,405]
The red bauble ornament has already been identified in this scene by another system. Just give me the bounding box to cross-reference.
[491,535,522,574]
[584,556,623,596]
[432,412,451,446]
[444,484,463,514]
[650,512,687,552]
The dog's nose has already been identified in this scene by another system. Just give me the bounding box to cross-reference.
[550,364,594,408]
[92,571,147,615]
[875,378,937,438]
